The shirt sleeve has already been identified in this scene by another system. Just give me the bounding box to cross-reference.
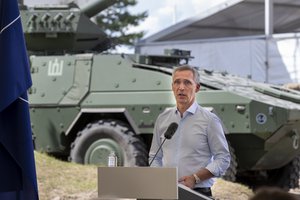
[148,117,163,167]
[205,114,231,177]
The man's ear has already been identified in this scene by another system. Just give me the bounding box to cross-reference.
[196,84,200,92]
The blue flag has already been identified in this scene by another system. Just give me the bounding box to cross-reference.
[0,0,39,199]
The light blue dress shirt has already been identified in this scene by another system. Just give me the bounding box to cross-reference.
[149,101,230,188]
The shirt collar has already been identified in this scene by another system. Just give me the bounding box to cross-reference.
[187,101,198,114]
[175,101,198,115]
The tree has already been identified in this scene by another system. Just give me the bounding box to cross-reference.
[95,0,148,50]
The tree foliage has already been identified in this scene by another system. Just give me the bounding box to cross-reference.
[95,0,148,49]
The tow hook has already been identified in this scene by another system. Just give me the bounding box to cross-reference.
[292,129,299,150]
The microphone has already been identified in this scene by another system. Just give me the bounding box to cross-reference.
[149,122,178,166]
[164,122,178,139]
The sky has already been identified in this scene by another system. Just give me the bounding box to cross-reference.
[23,0,228,52]
[123,0,228,38]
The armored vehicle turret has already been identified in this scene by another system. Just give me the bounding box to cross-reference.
[20,0,118,53]
[21,0,300,190]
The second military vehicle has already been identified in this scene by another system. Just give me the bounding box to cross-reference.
[20,0,300,190]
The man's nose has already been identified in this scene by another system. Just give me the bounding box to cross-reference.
[178,83,185,90]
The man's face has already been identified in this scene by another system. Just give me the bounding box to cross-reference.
[172,70,200,108]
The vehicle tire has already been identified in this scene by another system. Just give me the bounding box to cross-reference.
[69,119,148,166]
[266,155,300,190]
[222,141,237,182]
[237,155,300,190]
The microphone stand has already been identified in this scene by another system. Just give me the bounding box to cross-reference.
[149,137,167,166]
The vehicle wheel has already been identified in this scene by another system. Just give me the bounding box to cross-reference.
[222,141,237,182]
[69,119,148,166]
[266,155,300,190]
[237,155,300,190]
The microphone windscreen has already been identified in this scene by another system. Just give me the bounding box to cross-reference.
[164,122,178,139]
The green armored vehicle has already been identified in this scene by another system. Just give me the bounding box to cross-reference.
[20,0,300,190]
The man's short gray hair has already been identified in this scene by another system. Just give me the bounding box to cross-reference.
[172,65,200,85]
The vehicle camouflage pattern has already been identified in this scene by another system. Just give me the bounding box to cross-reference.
[20,0,300,190]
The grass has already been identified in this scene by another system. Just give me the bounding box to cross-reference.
[35,152,98,200]
[35,151,254,200]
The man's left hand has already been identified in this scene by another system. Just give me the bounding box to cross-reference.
[178,175,195,188]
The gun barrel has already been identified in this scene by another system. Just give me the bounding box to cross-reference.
[80,0,118,18]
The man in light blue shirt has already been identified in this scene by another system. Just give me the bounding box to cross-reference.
[149,65,230,197]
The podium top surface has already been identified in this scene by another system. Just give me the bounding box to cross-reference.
[178,184,213,200]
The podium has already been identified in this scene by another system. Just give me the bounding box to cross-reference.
[97,167,212,200]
